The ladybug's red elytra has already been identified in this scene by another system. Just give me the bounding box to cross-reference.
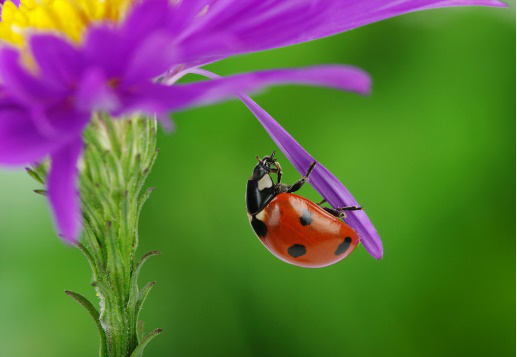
[246,151,361,268]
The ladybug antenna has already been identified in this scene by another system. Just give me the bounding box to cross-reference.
[256,155,261,162]
[263,150,277,164]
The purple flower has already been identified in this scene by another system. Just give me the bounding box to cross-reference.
[0,0,506,259]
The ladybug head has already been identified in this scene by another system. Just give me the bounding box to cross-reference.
[247,151,279,214]
[252,150,277,180]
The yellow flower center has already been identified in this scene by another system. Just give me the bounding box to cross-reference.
[0,0,132,47]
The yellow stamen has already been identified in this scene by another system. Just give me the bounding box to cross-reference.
[0,0,133,48]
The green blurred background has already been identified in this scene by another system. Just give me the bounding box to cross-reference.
[0,5,515,357]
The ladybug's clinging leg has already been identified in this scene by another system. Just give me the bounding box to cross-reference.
[287,161,317,193]
[274,161,282,184]
[338,205,363,211]
[317,198,327,206]
[323,205,363,219]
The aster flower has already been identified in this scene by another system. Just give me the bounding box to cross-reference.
[0,0,507,355]
[0,0,506,254]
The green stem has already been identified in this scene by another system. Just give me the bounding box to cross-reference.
[36,114,163,357]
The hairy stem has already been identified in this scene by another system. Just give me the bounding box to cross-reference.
[32,114,162,357]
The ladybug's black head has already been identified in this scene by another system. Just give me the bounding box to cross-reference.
[252,150,277,180]
[246,151,279,215]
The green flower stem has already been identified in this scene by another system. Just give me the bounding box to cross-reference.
[31,114,161,357]
[81,114,161,357]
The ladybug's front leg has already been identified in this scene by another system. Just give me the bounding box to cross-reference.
[286,161,317,193]
[323,205,363,219]
[269,161,283,184]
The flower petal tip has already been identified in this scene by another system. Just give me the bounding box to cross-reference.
[363,242,384,261]
[57,232,80,245]
[354,69,372,96]
[321,65,372,96]
[158,115,176,133]
[372,250,384,261]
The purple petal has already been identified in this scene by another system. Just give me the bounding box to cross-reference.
[75,68,119,112]
[98,0,185,82]
[0,101,61,165]
[176,0,507,62]
[83,27,130,80]
[284,0,508,49]
[121,0,211,41]
[120,0,172,42]
[29,34,85,88]
[189,68,383,259]
[0,48,61,105]
[121,31,180,86]
[47,139,83,243]
[118,65,370,117]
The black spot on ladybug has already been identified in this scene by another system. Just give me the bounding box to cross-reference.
[251,216,268,238]
[335,237,352,256]
[299,209,313,226]
[288,244,306,258]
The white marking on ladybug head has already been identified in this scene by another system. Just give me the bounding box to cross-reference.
[256,210,266,221]
[257,175,273,191]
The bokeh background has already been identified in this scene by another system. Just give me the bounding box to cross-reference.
[0,5,515,357]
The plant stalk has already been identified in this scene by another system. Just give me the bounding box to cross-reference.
[32,114,162,357]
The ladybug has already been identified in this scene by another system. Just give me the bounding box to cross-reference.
[246,151,362,268]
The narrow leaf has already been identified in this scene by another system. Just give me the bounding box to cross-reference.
[33,189,47,196]
[104,221,125,305]
[137,187,156,218]
[135,281,156,322]
[65,290,108,357]
[129,251,161,308]
[76,243,99,281]
[135,251,161,281]
[26,167,44,184]
[130,328,162,357]
[136,320,145,344]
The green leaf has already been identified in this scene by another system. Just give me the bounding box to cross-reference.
[33,189,47,196]
[26,167,44,184]
[65,290,108,357]
[31,162,49,182]
[136,320,145,344]
[76,243,99,281]
[101,112,122,157]
[104,221,125,306]
[130,328,162,357]
[137,188,156,219]
[135,250,161,277]
[135,281,156,322]
[129,251,161,309]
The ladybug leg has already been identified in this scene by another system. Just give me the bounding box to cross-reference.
[323,205,363,218]
[269,162,283,184]
[337,205,363,211]
[317,198,327,206]
[323,207,346,218]
[275,162,283,184]
[276,183,289,194]
[286,162,317,193]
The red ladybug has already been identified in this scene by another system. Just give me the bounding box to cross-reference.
[246,151,361,268]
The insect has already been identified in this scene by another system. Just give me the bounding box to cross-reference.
[246,151,362,268]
